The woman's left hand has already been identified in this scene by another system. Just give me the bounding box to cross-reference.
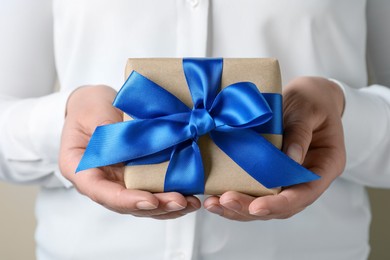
[203,77,346,221]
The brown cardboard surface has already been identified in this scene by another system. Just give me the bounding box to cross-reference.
[123,58,282,196]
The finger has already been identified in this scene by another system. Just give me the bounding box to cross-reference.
[203,196,222,213]
[248,183,316,219]
[204,194,257,221]
[282,119,313,164]
[71,169,159,214]
[185,196,202,211]
[219,191,255,216]
[131,193,201,218]
[154,192,189,212]
[150,196,201,220]
[282,89,316,164]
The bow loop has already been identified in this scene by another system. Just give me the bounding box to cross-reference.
[114,71,190,119]
[210,82,274,131]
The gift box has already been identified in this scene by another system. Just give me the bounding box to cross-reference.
[123,58,282,196]
[77,58,319,197]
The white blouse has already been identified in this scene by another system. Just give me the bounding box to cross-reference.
[1,0,390,259]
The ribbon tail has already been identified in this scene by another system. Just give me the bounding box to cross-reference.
[210,130,320,188]
[164,141,205,195]
[210,82,273,129]
[76,118,191,172]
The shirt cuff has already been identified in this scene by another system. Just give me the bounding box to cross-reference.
[0,91,73,188]
[330,79,390,187]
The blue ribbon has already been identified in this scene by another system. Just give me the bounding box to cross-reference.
[77,58,319,195]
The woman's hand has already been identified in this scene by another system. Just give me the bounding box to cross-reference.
[204,77,346,221]
[59,85,201,219]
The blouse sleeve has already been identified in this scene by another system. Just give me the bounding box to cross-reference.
[0,0,72,188]
[337,0,390,188]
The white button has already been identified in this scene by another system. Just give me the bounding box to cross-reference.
[187,0,199,7]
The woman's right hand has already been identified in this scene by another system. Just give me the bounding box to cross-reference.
[59,85,201,219]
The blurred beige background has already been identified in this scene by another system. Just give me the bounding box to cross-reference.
[0,182,389,260]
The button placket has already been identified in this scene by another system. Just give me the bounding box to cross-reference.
[175,0,209,56]
[163,212,198,260]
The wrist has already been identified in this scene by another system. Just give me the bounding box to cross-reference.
[327,79,346,117]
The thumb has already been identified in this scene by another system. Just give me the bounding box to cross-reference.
[282,119,313,165]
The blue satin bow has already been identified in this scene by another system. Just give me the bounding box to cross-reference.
[77,58,319,195]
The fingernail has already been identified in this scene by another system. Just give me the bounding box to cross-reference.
[187,198,200,209]
[286,143,303,163]
[221,200,242,211]
[136,201,158,210]
[206,204,224,216]
[165,201,186,212]
[250,209,270,216]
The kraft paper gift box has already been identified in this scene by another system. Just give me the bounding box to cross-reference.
[122,58,283,196]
